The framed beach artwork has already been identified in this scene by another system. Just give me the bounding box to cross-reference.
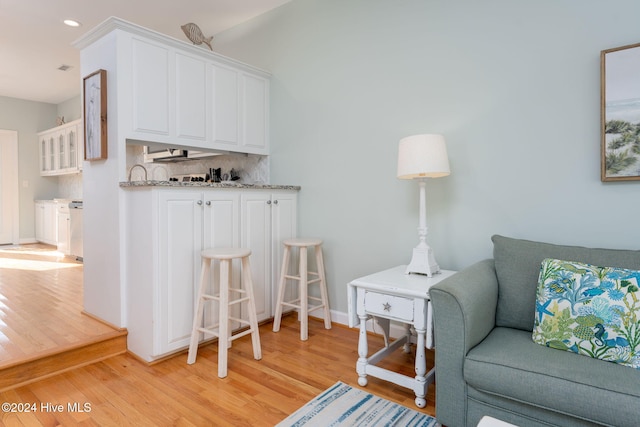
[601,43,640,181]
[83,69,108,161]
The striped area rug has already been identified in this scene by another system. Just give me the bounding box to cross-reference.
[276,381,438,427]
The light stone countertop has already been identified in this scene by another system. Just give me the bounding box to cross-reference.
[120,180,300,191]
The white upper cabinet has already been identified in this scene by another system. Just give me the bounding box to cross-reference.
[77,18,270,155]
[38,119,83,176]
[131,38,170,136]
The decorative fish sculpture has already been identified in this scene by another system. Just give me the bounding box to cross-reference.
[181,23,213,51]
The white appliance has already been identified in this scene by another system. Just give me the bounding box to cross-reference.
[69,200,83,260]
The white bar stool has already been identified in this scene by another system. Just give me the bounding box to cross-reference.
[272,238,332,340]
[187,247,261,378]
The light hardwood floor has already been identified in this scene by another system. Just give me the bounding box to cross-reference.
[0,244,437,426]
[0,244,126,392]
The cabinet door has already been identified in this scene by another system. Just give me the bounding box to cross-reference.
[241,192,272,322]
[43,202,57,245]
[270,192,298,308]
[202,191,240,332]
[212,65,239,147]
[48,135,57,174]
[156,191,203,355]
[35,202,44,241]
[66,124,79,171]
[131,37,170,136]
[57,212,70,255]
[175,52,207,142]
[76,123,84,171]
[241,73,268,154]
[39,136,48,175]
[57,130,67,171]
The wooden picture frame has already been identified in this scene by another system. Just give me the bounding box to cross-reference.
[83,69,108,161]
[601,43,640,181]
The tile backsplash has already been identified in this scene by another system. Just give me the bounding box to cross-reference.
[56,146,270,200]
[125,145,270,184]
[58,173,83,200]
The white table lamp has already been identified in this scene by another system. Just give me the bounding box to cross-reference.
[397,134,450,276]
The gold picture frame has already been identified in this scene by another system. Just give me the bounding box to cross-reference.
[83,69,108,161]
[601,43,640,181]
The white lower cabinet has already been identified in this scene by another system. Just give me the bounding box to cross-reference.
[126,187,297,361]
[35,200,57,245]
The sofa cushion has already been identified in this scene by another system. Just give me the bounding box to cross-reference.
[465,327,640,426]
[533,258,640,369]
[492,235,640,331]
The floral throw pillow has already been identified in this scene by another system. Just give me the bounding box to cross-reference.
[532,258,640,369]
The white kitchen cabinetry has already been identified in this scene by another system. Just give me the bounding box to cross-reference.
[38,119,83,176]
[125,187,296,361]
[83,18,270,155]
[35,200,57,245]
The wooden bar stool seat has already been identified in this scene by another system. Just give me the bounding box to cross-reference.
[272,238,332,340]
[187,247,261,378]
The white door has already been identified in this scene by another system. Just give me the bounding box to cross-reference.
[0,130,18,245]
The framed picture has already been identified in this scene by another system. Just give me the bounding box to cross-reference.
[601,43,640,181]
[83,69,107,161]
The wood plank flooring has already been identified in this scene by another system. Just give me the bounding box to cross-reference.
[1,316,436,426]
[0,244,126,391]
[0,244,437,426]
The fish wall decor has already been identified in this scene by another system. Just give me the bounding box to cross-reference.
[181,23,213,51]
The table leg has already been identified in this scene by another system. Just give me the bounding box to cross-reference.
[403,323,412,353]
[356,314,369,386]
[413,326,427,408]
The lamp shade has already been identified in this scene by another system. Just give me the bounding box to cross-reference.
[397,134,450,179]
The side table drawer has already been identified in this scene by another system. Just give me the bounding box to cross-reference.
[364,291,414,322]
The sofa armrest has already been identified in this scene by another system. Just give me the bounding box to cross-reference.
[430,259,498,427]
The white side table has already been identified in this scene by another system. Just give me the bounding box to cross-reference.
[347,266,456,408]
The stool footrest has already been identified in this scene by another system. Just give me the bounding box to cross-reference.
[283,272,320,281]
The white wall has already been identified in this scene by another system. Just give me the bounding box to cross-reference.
[0,96,57,242]
[213,0,640,313]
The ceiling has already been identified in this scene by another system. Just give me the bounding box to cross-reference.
[0,0,291,105]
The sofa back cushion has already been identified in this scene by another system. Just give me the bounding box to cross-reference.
[492,235,640,331]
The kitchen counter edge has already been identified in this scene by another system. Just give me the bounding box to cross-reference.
[120,181,301,191]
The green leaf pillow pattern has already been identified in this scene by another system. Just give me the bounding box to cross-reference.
[532,258,640,369]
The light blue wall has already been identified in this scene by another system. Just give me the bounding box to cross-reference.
[214,0,640,313]
[0,96,58,241]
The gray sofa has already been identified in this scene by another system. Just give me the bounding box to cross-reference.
[430,235,640,427]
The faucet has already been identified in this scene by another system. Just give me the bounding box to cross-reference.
[128,164,148,182]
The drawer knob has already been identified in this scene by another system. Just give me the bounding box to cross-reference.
[383,302,391,312]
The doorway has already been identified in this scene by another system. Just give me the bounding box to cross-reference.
[0,129,19,245]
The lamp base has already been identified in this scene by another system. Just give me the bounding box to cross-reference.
[405,246,440,277]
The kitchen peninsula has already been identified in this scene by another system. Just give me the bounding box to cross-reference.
[122,182,299,361]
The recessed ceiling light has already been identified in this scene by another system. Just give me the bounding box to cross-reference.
[63,19,82,27]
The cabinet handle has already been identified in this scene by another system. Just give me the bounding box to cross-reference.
[197,200,203,206]
[273,200,279,205]
[383,302,391,312]
[206,201,211,206]
[266,200,272,205]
